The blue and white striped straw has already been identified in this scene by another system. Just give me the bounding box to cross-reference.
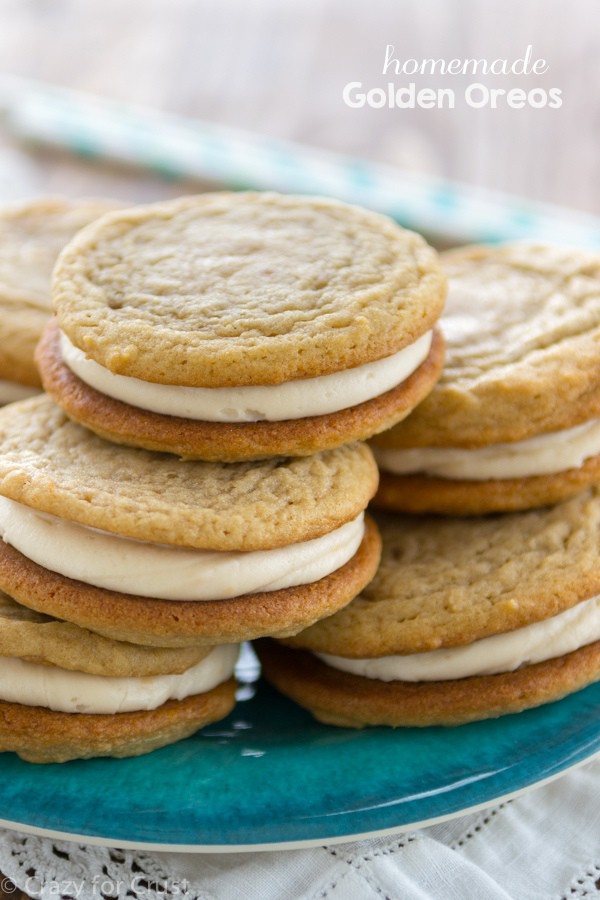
[1,76,599,248]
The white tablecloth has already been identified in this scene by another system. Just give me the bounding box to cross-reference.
[1,756,599,900]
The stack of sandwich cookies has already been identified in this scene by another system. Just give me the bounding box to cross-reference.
[0,591,238,763]
[0,396,381,649]
[371,243,600,515]
[0,197,119,405]
[37,192,446,461]
[1,189,449,762]
[257,495,600,727]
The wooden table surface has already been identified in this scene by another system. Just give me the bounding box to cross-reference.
[0,0,598,213]
[0,874,27,900]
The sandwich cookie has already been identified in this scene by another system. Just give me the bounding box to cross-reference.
[38,191,446,461]
[0,591,237,763]
[257,495,600,727]
[0,396,381,648]
[0,197,119,402]
[371,243,600,515]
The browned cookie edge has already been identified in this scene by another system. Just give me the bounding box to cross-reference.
[0,678,236,763]
[0,516,381,647]
[373,456,600,516]
[37,320,444,461]
[256,640,600,727]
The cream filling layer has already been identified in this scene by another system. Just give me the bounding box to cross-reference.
[0,380,41,405]
[0,497,364,601]
[316,595,600,682]
[59,329,433,422]
[0,643,239,714]
[374,418,600,481]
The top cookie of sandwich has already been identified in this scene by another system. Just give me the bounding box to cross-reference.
[0,394,378,551]
[284,492,600,658]
[372,243,600,449]
[0,197,120,386]
[52,192,445,387]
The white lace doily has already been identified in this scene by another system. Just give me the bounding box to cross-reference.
[1,757,599,900]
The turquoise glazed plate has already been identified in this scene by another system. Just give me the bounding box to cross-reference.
[1,649,600,851]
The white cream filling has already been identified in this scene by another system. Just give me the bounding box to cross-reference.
[317,595,600,682]
[0,496,364,600]
[0,643,239,714]
[0,380,41,405]
[59,329,433,422]
[374,418,600,481]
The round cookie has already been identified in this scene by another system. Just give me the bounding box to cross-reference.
[39,191,446,460]
[0,395,381,647]
[0,589,209,676]
[0,517,380,648]
[257,498,600,726]
[0,588,238,762]
[371,243,600,514]
[0,682,236,764]
[0,196,119,396]
[257,639,600,728]
[37,319,444,463]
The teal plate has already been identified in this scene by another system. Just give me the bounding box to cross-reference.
[1,650,600,851]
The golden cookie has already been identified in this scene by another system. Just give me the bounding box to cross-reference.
[43,192,446,459]
[0,196,119,389]
[0,396,380,645]
[259,502,600,726]
[0,680,236,763]
[284,503,600,656]
[38,319,444,462]
[371,243,600,514]
[0,515,381,647]
[256,640,600,727]
[0,589,209,676]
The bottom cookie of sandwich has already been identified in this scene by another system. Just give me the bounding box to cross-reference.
[0,622,239,763]
[255,639,600,727]
[0,678,236,763]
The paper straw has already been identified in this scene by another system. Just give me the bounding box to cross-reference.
[1,76,599,248]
